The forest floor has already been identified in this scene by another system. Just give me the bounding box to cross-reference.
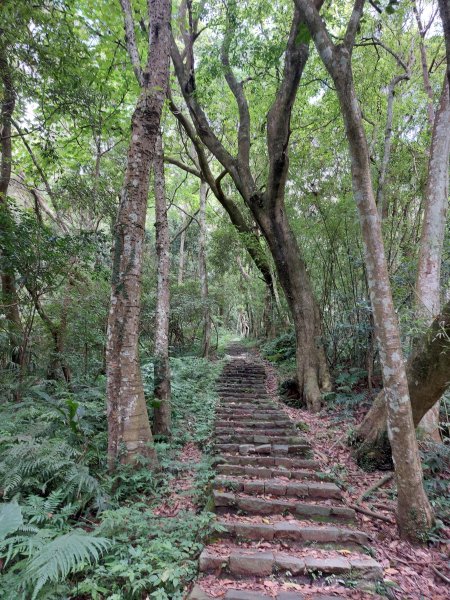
[178,344,450,600]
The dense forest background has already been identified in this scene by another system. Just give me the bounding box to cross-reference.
[0,0,449,598]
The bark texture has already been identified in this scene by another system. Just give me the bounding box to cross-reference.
[355,300,450,461]
[199,180,211,358]
[153,133,172,436]
[296,0,433,541]
[106,0,171,469]
[415,77,450,440]
[0,47,23,348]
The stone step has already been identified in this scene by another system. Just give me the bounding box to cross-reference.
[214,443,312,457]
[217,454,320,469]
[217,401,274,407]
[198,547,381,579]
[216,409,281,417]
[215,429,310,448]
[216,464,333,481]
[215,419,292,427]
[215,427,297,436]
[217,385,267,391]
[217,519,369,546]
[214,478,341,500]
[213,491,355,523]
[189,584,348,600]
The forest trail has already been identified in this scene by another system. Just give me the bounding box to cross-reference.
[188,344,383,600]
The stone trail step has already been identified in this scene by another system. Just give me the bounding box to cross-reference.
[214,443,312,457]
[216,454,320,469]
[216,463,334,481]
[215,427,297,436]
[216,519,369,547]
[215,419,292,427]
[213,491,355,523]
[213,478,341,500]
[190,584,350,600]
[198,546,382,580]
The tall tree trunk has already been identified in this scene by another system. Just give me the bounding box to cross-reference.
[199,180,211,358]
[256,206,323,412]
[178,214,187,285]
[0,46,23,357]
[106,0,171,470]
[438,0,450,88]
[153,132,171,436]
[415,77,450,441]
[296,0,433,541]
[376,74,409,219]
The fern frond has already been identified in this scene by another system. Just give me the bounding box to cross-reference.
[24,531,110,600]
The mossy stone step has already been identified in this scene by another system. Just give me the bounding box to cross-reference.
[217,454,320,469]
[215,427,297,436]
[216,464,333,481]
[213,491,355,523]
[198,548,381,579]
[214,478,341,500]
[214,443,312,457]
[217,519,369,546]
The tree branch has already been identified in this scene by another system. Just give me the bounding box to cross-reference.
[119,0,144,86]
[221,3,251,169]
[344,0,366,50]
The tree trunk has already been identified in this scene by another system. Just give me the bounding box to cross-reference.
[355,299,450,463]
[296,0,433,540]
[153,132,172,437]
[337,67,432,543]
[376,74,409,219]
[199,180,211,358]
[438,0,450,88]
[106,0,171,470]
[0,46,23,358]
[415,76,450,441]
[256,205,323,412]
[177,214,186,286]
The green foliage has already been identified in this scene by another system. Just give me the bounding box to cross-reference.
[261,332,296,362]
[0,503,110,600]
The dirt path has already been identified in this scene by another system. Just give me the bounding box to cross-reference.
[188,344,385,600]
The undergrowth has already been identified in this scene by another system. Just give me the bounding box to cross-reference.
[0,355,223,599]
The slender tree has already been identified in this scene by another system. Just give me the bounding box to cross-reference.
[198,180,211,357]
[153,132,172,436]
[415,76,450,440]
[296,0,433,541]
[106,0,171,469]
[0,46,23,354]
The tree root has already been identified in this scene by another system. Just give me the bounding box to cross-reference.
[348,502,395,524]
[431,565,450,584]
[356,472,394,504]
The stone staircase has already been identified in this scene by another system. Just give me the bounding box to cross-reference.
[188,344,383,600]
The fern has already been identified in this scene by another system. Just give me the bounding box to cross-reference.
[24,531,110,600]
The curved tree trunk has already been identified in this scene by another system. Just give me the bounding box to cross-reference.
[355,299,450,464]
[153,132,172,437]
[257,206,323,412]
[415,76,450,441]
[106,0,171,470]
